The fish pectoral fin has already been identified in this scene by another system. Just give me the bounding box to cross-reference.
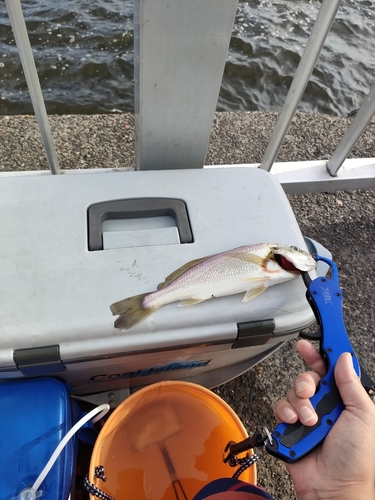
[242,285,267,303]
[178,298,207,307]
[157,255,213,290]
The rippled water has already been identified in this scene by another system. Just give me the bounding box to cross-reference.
[227,0,375,115]
[0,0,374,116]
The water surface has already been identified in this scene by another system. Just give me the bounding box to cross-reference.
[0,0,374,116]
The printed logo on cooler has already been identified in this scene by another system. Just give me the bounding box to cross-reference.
[89,359,212,382]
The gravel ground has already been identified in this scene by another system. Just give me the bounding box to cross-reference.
[1,110,375,171]
[1,111,374,499]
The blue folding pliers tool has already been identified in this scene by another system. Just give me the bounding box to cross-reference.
[224,254,375,464]
[266,254,375,462]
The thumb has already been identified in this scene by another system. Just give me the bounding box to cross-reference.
[334,352,370,412]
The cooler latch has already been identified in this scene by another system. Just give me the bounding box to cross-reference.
[14,345,66,377]
[233,320,275,348]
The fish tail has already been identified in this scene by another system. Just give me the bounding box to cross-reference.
[110,293,156,331]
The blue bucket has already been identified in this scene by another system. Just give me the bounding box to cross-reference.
[0,378,77,500]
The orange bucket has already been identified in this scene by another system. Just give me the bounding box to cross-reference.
[89,381,256,499]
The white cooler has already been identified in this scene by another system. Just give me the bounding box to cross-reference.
[0,167,317,401]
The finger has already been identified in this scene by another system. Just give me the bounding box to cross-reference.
[285,386,318,426]
[294,370,321,399]
[274,400,298,424]
[296,339,326,378]
[335,353,375,413]
[274,370,320,424]
[275,391,318,426]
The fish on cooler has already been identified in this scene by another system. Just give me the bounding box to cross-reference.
[110,243,316,332]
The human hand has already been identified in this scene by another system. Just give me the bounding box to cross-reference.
[274,339,375,500]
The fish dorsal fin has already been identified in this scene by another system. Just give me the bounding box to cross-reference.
[242,285,268,303]
[227,252,268,267]
[157,255,213,290]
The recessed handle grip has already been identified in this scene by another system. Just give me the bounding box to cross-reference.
[87,197,193,251]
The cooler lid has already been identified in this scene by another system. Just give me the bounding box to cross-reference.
[0,168,314,369]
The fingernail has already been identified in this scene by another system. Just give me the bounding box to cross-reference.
[295,380,309,394]
[344,352,355,369]
[341,352,358,377]
[282,407,297,422]
[300,406,316,423]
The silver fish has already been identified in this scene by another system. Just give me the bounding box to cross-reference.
[110,243,316,331]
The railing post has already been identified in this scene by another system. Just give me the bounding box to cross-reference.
[259,0,342,172]
[5,0,60,175]
[327,83,375,176]
[134,0,238,170]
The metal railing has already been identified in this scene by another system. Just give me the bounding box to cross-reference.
[4,0,375,190]
[5,0,60,174]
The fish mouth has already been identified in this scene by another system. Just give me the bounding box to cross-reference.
[273,254,301,273]
[271,244,317,272]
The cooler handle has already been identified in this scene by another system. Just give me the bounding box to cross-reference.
[87,197,193,251]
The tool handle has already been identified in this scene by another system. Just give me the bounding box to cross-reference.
[266,274,360,462]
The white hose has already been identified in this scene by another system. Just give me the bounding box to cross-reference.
[17,404,110,500]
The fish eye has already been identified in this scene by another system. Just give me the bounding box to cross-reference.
[291,246,300,251]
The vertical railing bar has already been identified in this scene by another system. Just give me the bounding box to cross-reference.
[5,0,60,175]
[326,83,375,176]
[133,0,141,171]
[259,0,342,172]
[134,0,238,171]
